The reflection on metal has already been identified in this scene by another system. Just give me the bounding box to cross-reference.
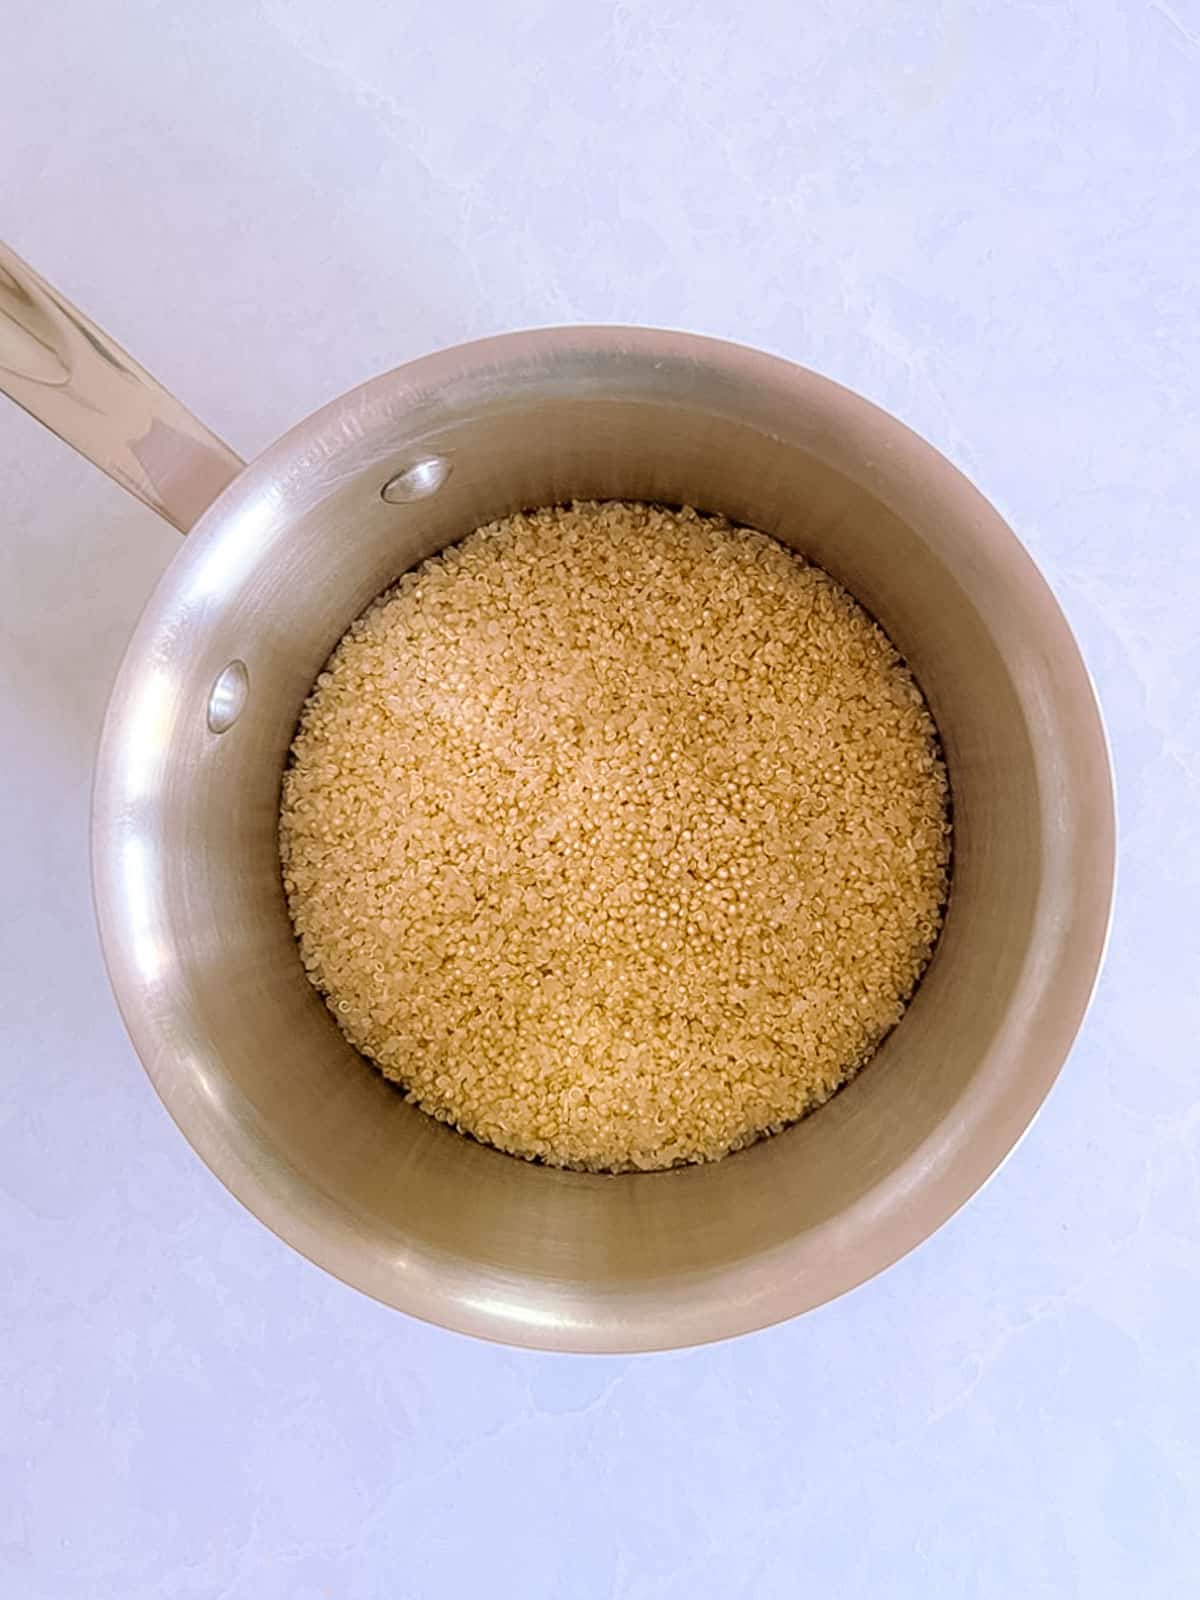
[123,667,175,799]
[117,834,166,985]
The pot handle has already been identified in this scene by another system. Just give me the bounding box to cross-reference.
[0,241,244,533]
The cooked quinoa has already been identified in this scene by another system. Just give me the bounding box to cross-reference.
[279,501,950,1172]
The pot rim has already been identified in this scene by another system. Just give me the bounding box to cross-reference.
[91,326,1117,1351]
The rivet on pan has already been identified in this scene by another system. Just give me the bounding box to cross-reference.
[381,456,452,503]
[207,660,249,733]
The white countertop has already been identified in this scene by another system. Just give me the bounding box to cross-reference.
[3,2,1197,1595]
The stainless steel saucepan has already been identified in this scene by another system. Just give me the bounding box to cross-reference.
[1,242,1115,1352]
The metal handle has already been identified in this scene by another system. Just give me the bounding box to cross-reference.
[0,242,243,533]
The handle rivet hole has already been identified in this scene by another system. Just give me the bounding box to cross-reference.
[207,660,249,733]
[381,456,451,503]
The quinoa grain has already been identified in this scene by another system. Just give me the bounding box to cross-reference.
[279,502,950,1171]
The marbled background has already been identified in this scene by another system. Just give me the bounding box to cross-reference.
[2,2,1198,1595]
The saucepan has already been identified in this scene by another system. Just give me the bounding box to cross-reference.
[0,242,1115,1352]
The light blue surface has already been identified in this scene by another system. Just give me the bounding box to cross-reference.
[2,2,1198,1594]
